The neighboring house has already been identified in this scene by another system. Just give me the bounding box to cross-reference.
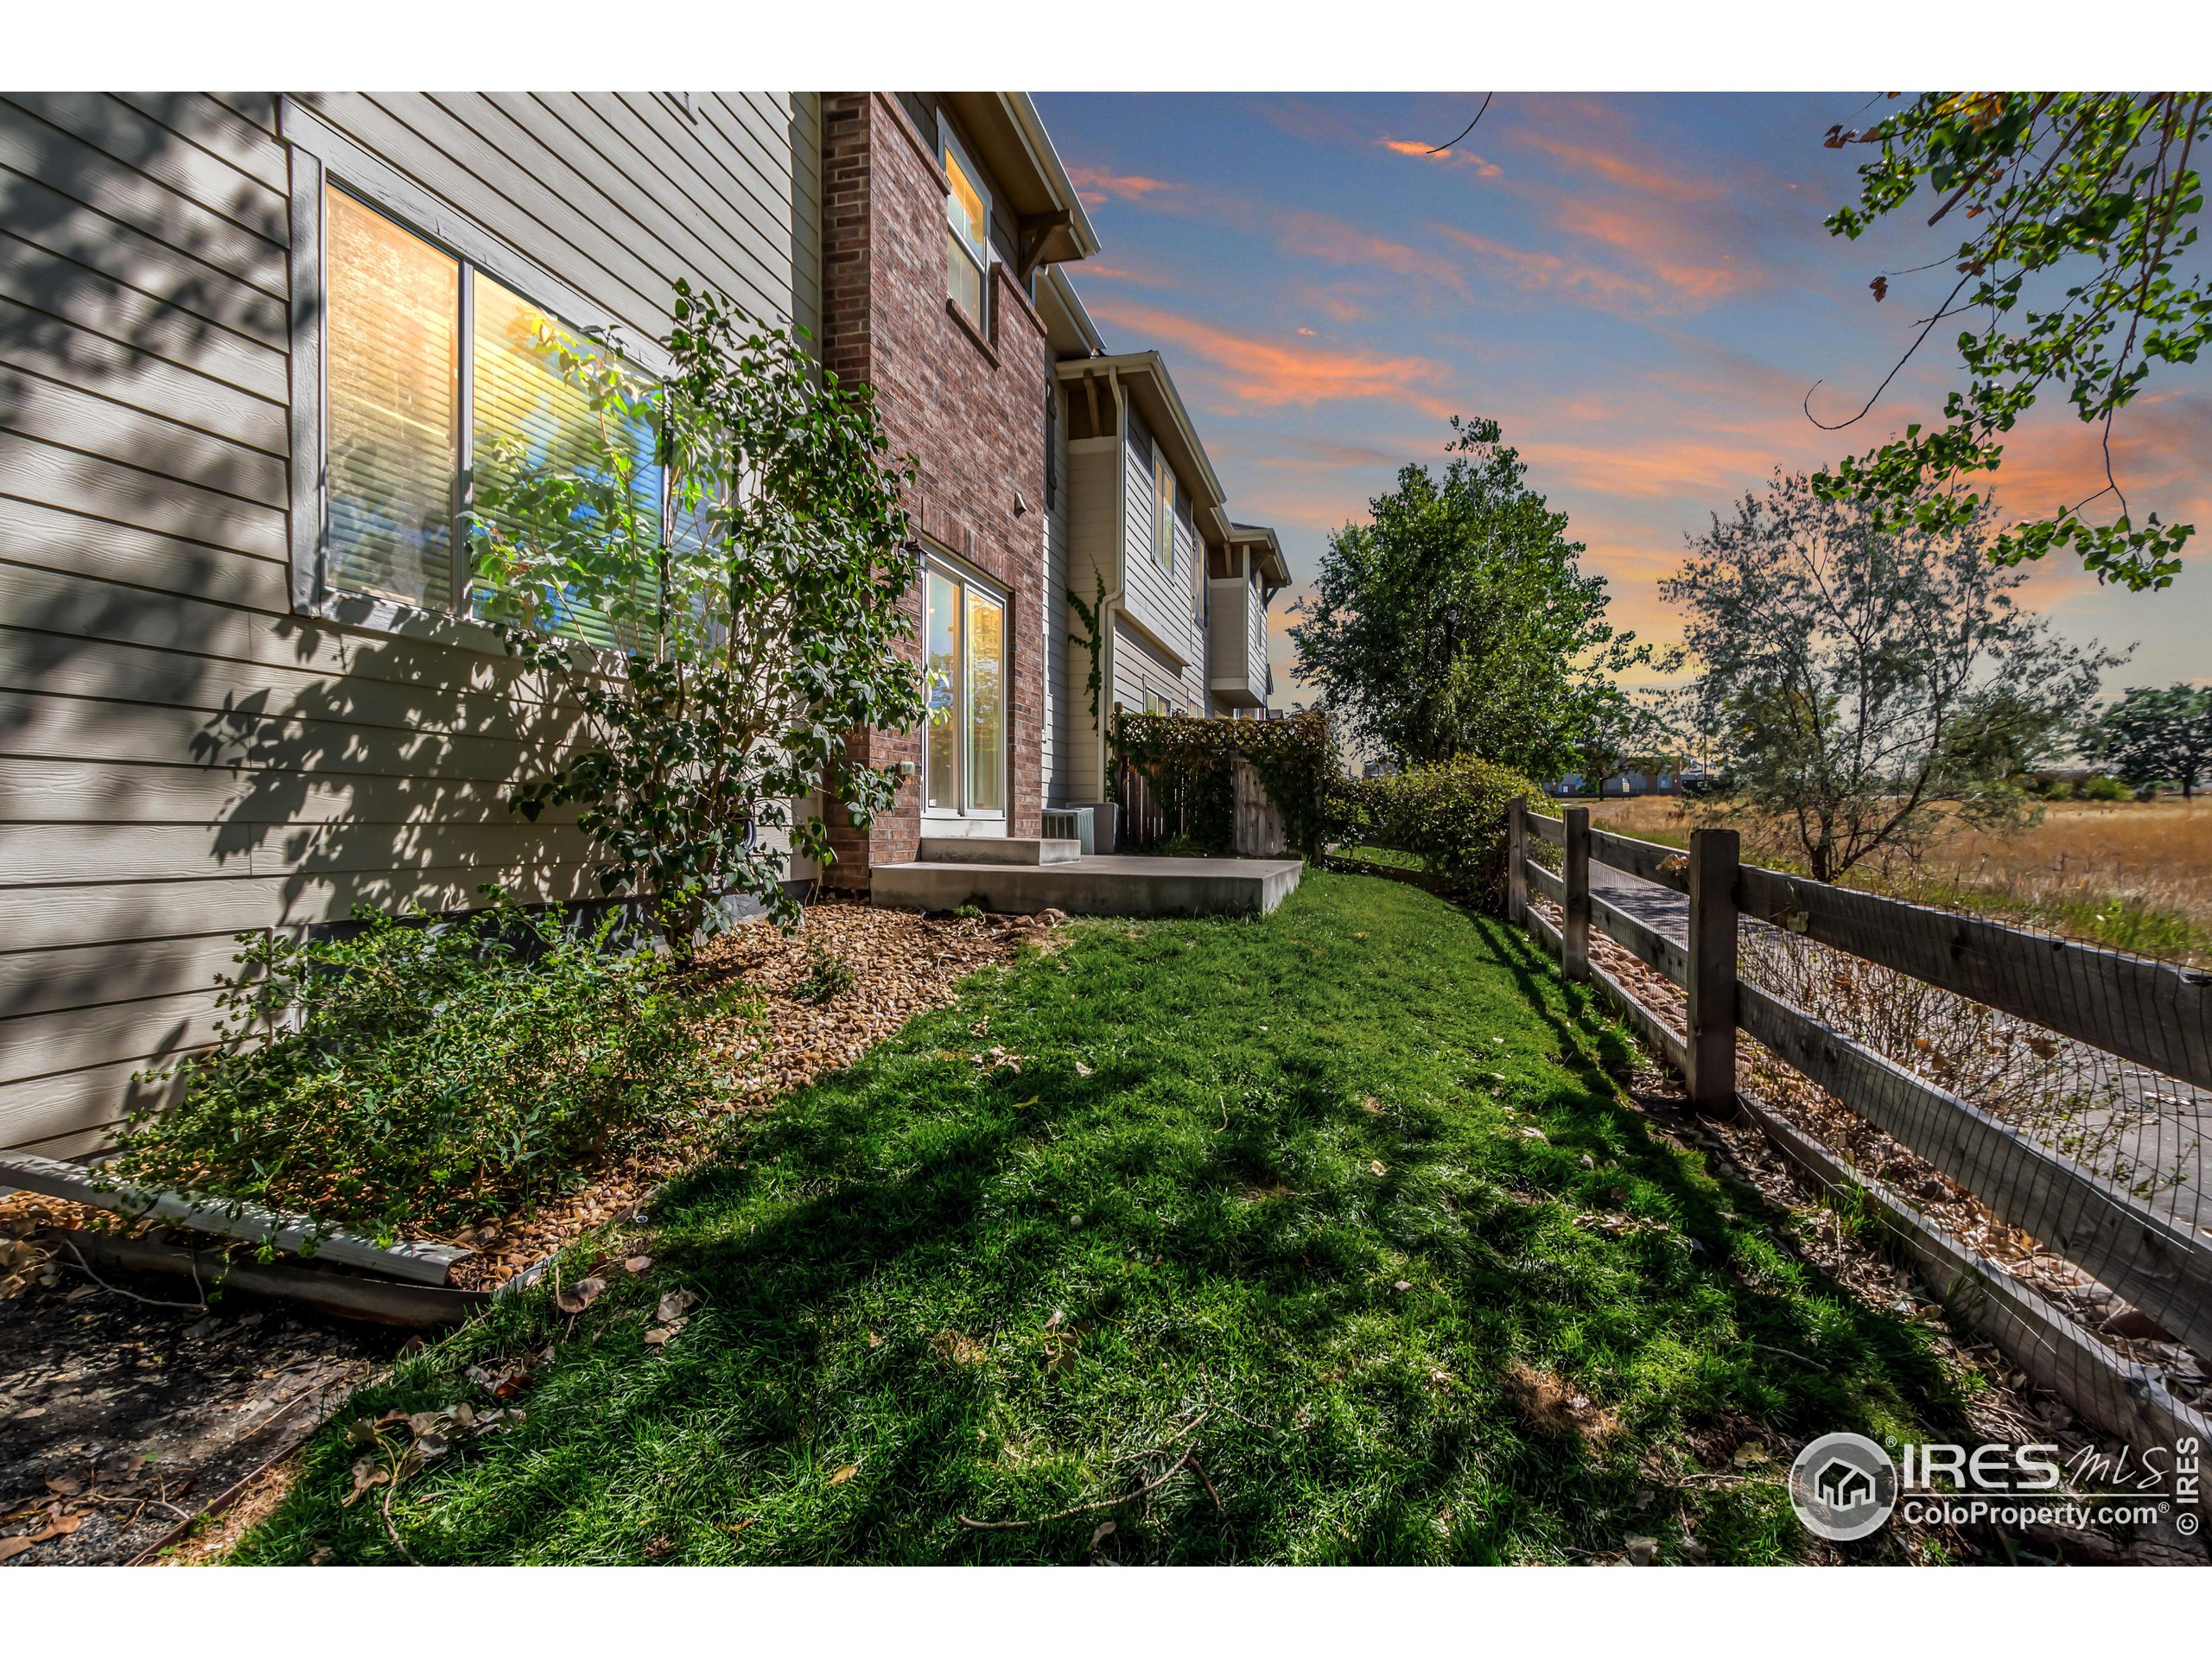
[1041,327,1288,813]
[0,88,1281,1157]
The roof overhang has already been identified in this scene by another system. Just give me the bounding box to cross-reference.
[1039,265,1104,359]
[1227,522,1291,591]
[1054,351,1227,521]
[939,93,1100,274]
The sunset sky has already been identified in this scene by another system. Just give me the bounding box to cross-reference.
[1033,92,2212,706]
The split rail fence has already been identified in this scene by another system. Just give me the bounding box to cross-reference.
[1506,799,2212,1452]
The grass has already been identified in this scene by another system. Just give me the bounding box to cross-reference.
[232,873,1980,1565]
[1587,794,2212,965]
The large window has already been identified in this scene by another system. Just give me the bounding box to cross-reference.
[944,130,989,333]
[923,563,1007,816]
[317,182,659,645]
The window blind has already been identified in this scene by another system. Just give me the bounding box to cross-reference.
[324,186,460,608]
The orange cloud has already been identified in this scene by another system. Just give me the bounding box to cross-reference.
[1550,199,1753,306]
[1090,299,1459,422]
[1273,209,1470,297]
[1065,165,1179,207]
[1434,226,1661,308]
[1515,130,1717,202]
[1378,137,1503,178]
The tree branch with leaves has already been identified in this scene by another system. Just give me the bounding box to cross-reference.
[471,281,925,950]
[1815,92,2210,591]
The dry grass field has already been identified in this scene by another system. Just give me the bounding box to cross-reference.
[1582,794,2212,965]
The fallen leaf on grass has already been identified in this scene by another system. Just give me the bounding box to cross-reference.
[623,1255,653,1274]
[644,1319,687,1346]
[553,1275,606,1316]
[1731,1441,1770,1469]
[657,1289,697,1323]
[1073,1060,1094,1077]
[827,1464,859,1487]
[1010,1095,1040,1111]
[866,1331,883,1350]
[1090,1520,1116,1549]
[1625,1533,1659,1566]
[1369,1160,1388,1177]
[342,1459,389,1508]
[1363,1096,1382,1115]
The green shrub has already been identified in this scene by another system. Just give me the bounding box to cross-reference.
[790,941,856,1004]
[2074,772,2133,801]
[1329,753,1542,905]
[107,891,719,1244]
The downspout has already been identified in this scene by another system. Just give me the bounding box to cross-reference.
[1095,365,1128,803]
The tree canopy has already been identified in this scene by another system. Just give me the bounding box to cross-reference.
[2085,683,2212,799]
[1817,92,2210,591]
[1289,416,1655,779]
[1663,471,2120,882]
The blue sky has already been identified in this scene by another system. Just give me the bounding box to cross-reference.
[1033,92,2211,704]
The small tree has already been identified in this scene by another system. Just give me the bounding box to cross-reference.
[1291,416,1659,778]
[1571,690,1681,798]
[1663,472,2120,883]
[472,282,925,949]
[2086,683,2212,798]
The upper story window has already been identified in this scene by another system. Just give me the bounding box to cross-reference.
[1153,450,1176,575]
[943,128,990,333]
[316,182,660,647]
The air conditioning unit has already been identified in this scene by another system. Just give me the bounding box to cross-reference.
[1041,806,1094,855]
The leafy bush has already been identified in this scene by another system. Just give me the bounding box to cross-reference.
[790,942,856,1005]
[2075,772,2133,802]
[107,892,718,1243]
[1329,754,1542,904]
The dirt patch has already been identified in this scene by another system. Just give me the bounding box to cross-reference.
[0,1233,404,1567]
[1501,1363,1619,1446]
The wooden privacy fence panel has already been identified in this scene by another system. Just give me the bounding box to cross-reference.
[1515,804,2212,1444]
[1231,758,1286,856]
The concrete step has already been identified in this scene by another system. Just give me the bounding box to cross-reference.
[875,855,1303,918]
[916,835,1081,867]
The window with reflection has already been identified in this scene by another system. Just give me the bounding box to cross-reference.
[320,183,658,643]
[944,134,988,331]
[921,562,1007,816]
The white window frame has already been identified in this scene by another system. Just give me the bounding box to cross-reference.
[940,118,992,334]
[280,98,674,646]
[920,548,1010,822]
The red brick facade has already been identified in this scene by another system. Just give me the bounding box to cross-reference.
[817,92,1050,887]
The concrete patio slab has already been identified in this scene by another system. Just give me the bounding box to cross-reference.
[872,854,1303,918]
[915,835,1081,866]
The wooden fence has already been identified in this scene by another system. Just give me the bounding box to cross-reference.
[1506,799,2212,1451]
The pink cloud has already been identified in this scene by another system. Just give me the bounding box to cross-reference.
[1089,299,1459,422]
[1377,137,1503,178]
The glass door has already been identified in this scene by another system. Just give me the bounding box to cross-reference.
[923,563,1007,817]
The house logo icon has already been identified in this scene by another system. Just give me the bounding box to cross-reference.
[1789,1432,1897,1541]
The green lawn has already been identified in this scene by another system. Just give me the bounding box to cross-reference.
[233,872,1976,1565]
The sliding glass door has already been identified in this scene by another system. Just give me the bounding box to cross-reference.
[924,563,1007,818]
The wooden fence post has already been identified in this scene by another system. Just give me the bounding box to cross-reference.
[1562,806,1591,981]
[1686,826,1739,1115]
[1506,798,1529,926]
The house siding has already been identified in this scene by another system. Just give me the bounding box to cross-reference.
[0,91,817,1155]
[1041,379,1071,805]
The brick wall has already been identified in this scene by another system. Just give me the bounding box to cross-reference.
[817,92,1050,887]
